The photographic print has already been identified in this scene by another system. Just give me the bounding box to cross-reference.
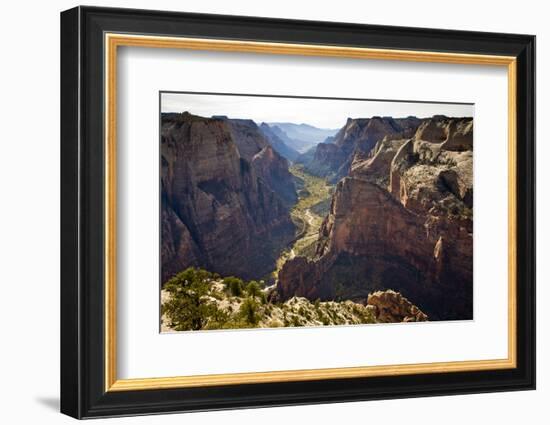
[61,9,535,417]
[160,92,474,332]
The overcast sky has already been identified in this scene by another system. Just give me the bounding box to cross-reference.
[161,92,473,129]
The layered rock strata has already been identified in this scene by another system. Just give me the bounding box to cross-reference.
[161,112,297,283]
[304,116,421,182]
[277,116,473,320]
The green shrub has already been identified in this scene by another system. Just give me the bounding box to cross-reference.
[162,267,217,331]
[238,297,261,326]
[163,267,212,292]
[246,280,262,298]
[203,307,231,330]
[291,316,303,327]
[223,276,244,297]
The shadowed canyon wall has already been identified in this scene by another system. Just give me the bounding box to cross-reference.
[161,112,297,283]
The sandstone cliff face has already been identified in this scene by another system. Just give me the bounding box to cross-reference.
[161,112,296,283]
[305,116,421,182]
[251,145,298,207]
[277,116,473,320]
[306,142,347,176]
[225,119,268,161]
[225,118,298,206]
[415,115,473,151]
[350,137,408,187]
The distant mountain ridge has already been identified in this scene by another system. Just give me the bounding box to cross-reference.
[259,123,300,162]
[266,122,339,153]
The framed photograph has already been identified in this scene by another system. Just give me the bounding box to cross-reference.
[60,6,535,419]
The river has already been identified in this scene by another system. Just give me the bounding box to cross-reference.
[267,164,334,284]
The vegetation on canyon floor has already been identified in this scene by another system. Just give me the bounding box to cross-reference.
[269,165,334,280]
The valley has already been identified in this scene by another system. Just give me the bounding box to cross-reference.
[269,164,334,282]
[160,102,474,330]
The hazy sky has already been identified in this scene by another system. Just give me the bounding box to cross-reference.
[161,92,473,129]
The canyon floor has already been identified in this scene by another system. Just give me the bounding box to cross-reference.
[268,165,335,283]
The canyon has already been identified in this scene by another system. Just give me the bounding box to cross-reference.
[161,111,473,323]
[276,115,473,320]
[161,112,296,282]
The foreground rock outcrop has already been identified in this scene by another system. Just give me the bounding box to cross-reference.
[161,112,296,282]
[367,290,428,323]
[277,116,473,320]
[161,269,428,331]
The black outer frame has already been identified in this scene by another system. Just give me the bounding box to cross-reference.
[60,5,536,419]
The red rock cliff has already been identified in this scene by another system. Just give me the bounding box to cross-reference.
[161,112,296,283]
[278,116,473,320]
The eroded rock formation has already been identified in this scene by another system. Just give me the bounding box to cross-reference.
[277,116,473,320]
[367,290,428,323]
[161,112,296,283]
[304,116,421,182]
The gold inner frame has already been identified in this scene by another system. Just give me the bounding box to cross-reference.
[104,33,518,392]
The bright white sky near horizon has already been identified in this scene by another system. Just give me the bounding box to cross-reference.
[161,92,473,129]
